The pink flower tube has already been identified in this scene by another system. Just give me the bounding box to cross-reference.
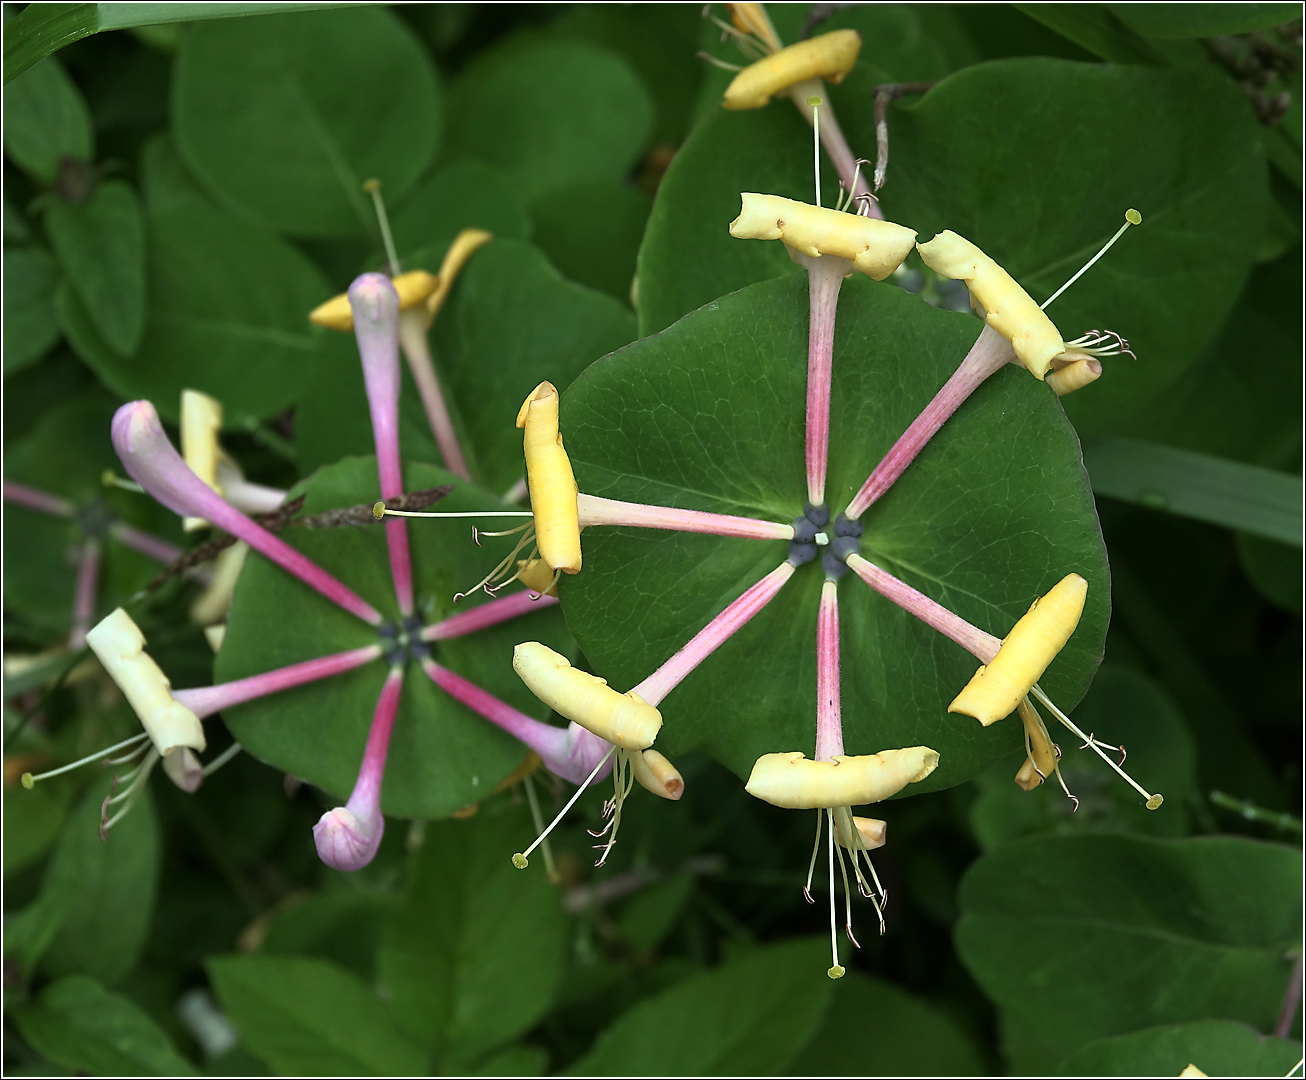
[314,664,404,871]
[111,400,382,625]
[350,273,414,617]
[173,644,384,718]
[422,590,559,642]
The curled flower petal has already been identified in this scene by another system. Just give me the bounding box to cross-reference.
[723,30,861,110]
[745,747,938,809]
[630,748,684,801]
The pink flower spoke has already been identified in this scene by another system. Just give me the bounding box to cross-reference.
[173,644,385,718]
[4,480,74,517]
[112,400,383,625]
[398,310,471,480]
[315,665,404,871]
[421,658,613,785]
[351,274,415,617]
[577,494,794,541]
[845,553,1000,663]
[422,590,559,642]
[633,560,796,706]
[108,521,183,564]
[803,256,846,506]
[815,580,843,761]
[847,326,1015,520]
[68,538,102,650]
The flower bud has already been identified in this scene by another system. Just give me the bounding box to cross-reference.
[630,748,684,800]
[517,382,581,574]
[85,608,206,757]
[313,805,384,872]
[723,31,861,110]
[949,574,1088,726]
[730,194,916,280]
[512,642,661,750]
[916,231,1067,379]
[746,747,939,809]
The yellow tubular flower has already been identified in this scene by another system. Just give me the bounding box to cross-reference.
[1013,698,1059,791]
[1179,1066,1208,1078]
[1047,357,1102,397]
[630,748,684,800]
[727,3,783,52]
[516,558,559,596]
[181,389,223,532]
[517,381,582,574]
[730,194,917,280]
[949,574,1089,727]
[190,542,249,627]
[512,642,662,750]
[916,231,1067,379]
[308,269,439,332]
[85,608,206,757]
[745,747,939,809]
[427,228,494,319]
[723,30,861,110]
[835,814,887,851]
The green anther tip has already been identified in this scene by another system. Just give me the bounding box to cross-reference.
[372,501,386,520]
[20,773,34,790]
[101,469,117,487]
[363,178,381,193]
[512,853,529,869]
[1146,794,1163,810]
[1125,208,1142,225]
[827,965,845,979]
[807,95,823,107]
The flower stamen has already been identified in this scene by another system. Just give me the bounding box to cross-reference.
[513,746,616,869]
[1040,209,1142,311]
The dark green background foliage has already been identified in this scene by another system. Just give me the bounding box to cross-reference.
[3,4,1300,1077]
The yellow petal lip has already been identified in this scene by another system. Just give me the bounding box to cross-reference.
[517,381,581,574]
[630,748,684,801]
[729,193,916,280]
[745,747,939,809]
[1047,356,1102,397]
[949,574,1089,726]
[835,815,887,850]
[309,269,440,332]
[723,30,862,110]
[512,642,662,750]
[916,230,1067,379]
[427,228,493,318]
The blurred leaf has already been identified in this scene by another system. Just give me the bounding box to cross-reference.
[45,180,147,355]
[378,800,567,1069]
[3,56,92,180]
[1083,436,1302,545]
[4,782,72,878]
[41,774,161,985]
[218,457,574,819]
[566,937,833,1076]
[444,38,653,201]
[1012,5,1166,63]
[70,205,329,425]
[956,834,1303,1071]
[530,180,649,304]
[786,970,987,1076]
[970,665,1197,849]
[173,7,440,237]
[138,132,212,215]
[207,954,428,1076]
[1109,3,1303,38]
[390,159,531,271]
[1236,532,1302,612]
[619,872,693,954]
[15,975,198,1076]
[951,5,1095,61]
[261,889,397,980]
[3,248,62,374]
[471,1044,547,1076]
[562,273,1108,790]
[1060,1018,1303,1076]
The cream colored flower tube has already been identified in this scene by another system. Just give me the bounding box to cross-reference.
[949,573,1088,726]
[86,608,206,756]
[513,642,661,750]
[517,381,582,574]
[746,747,939,809]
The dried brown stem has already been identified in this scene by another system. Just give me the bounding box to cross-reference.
[873,82,936,192]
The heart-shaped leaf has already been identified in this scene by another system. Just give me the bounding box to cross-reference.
[217,457,575,820]
[560,272,1109,791]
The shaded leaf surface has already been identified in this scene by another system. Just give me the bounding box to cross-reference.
[562,274,1109,790]
[531,180,650,305]
[1058,1018,1304,1076]
[3,247,62,374]
[3,56,93,181]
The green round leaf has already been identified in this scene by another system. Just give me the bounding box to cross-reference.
[3,247,62,374]
[217,457,575,820]
[391,159,530,272]
[444,38,653,201]
[530,179,650,304]
[560,273,1109,792]
[3,56,93,183]
[44,180,147,356]
[1059,1019,1304,1077]
[72,205,330,425]
[173,7,441,237]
